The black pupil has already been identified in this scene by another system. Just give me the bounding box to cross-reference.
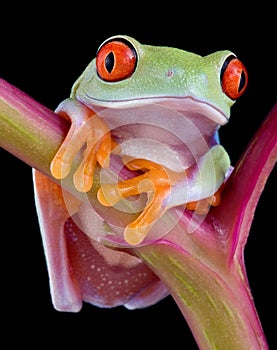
[239,70,246,92]
[105,52,115,73]
[220,55,236,82]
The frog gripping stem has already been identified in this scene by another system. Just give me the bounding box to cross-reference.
[51,110,226,246]
[50,105,111,193]
[97,157,224,245]
[97,159,172,245]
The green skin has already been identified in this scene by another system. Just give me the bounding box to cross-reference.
[73,35,234,117]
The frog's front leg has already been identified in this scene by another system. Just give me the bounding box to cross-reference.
[98,159,173,245]
[50,98,112,192]
[98,145,230,245]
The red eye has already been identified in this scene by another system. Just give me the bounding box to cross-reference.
[221,55,248,100]
[96,39,137,82]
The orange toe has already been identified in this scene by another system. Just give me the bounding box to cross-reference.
[51,113,112,193]
[123,188,170,245]
[98,159,172,245]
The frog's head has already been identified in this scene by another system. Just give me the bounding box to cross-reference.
[72,35,248,125]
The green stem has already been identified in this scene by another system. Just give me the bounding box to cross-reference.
[136,241,268,350]
[0,78,92,201]
[0,78,67,175]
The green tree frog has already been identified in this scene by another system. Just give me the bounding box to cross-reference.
[48,35,248,246]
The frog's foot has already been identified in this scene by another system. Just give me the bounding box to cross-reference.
[97,159,172,245]
[186,183,224,215]
[51,112,112,193]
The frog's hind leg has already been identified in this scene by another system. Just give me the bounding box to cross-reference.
[33,169,82,311]
[97,159,172,245]
[186,183,225,215]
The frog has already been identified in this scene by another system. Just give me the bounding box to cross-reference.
[48,35,248,246]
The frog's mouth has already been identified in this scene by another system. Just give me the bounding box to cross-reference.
[80,96,227,173]
[81,94,229,125]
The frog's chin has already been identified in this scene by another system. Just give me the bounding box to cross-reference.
[80,94,229,125]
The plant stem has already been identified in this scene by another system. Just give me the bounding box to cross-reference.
[136,241,268,350]
[0,78,90,201]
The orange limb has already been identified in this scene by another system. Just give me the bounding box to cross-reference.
[97,159,172,245]
[50,111,112,193]
[98,159,227,244]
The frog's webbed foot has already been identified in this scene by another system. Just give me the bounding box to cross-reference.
[98,159,172,245]
[50,100,112,193]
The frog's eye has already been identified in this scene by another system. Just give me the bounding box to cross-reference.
[220,55,248,100]
[96,38,137,82]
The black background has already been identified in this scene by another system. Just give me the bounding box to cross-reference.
[0,5,275,349]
